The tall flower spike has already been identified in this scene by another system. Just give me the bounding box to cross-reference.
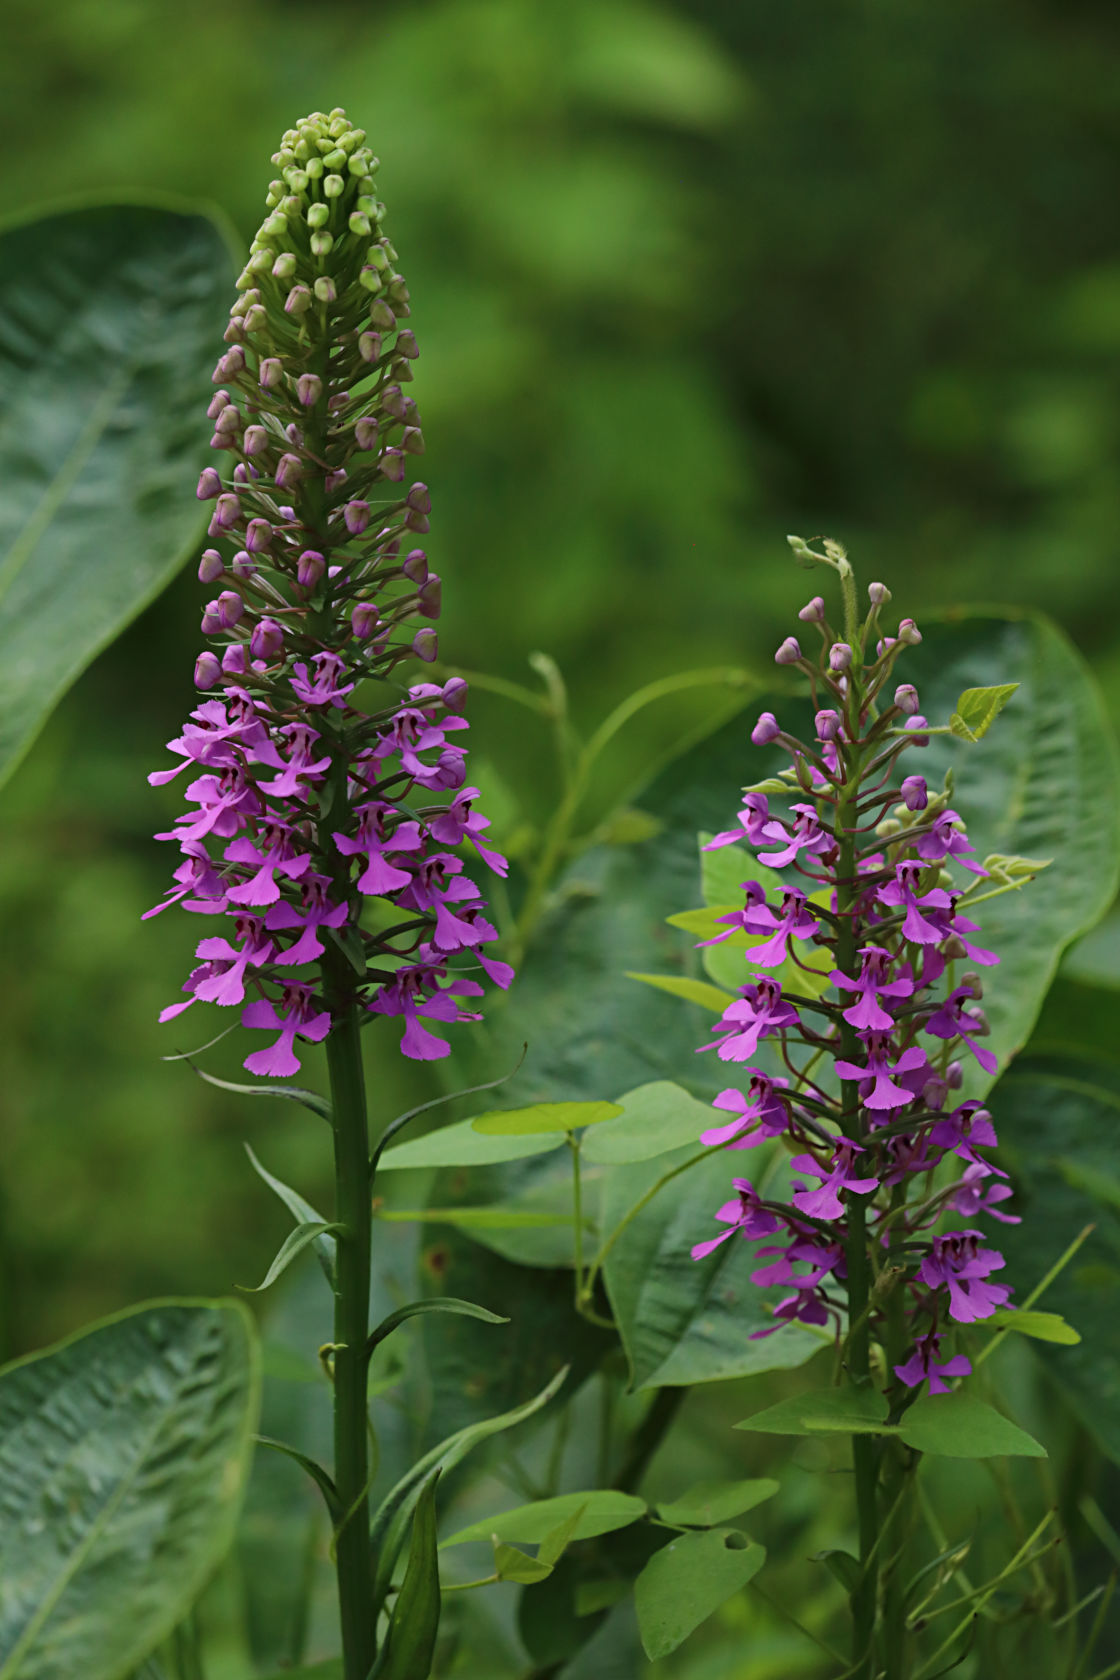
[148,108,511,1072]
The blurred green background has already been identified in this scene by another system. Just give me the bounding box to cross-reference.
[3,0,1120,1354]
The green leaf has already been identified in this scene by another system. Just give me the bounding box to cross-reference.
[494,1542,553,1584]
[634,1528,765,1660]
[244,1145,334,1281]
[259,1666,341,1680]
[376,1115,566,1171]
[601,1143,821,1388]
[0,1299,259,1680]
[581,1081,715,1165]
[0,201,234,789]
[949,682,1020,741]
[537,1503,588,1569]
[626,972,733,1013]
[898,1393,1046,1458]
[735,1385,889,1436]
[241,1222,341,1294]
[376,1207,573,1231]
[813,1549,862,1594]
[688,854,835,1000]
[984,1308,1080,1345]
[196,1067,331,1123]
[367,1296,509,1355]
[471,1101,623,1135]
[370,1367,569,1610]
[376,1471,441,1680]
[252,1435,340,1522]
[656,1478,780,1529]
[443,1490,646,1548]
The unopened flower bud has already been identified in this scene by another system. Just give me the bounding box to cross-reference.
[379,447,405,481]
[412,628,438,662]
[325,468,347,493]
[198,549,225,584]
[396,329,419,359]
[314,276,338,304]
[352,602,380,639]
[358,330,382,362]
[275,453,302,488]
[213,405,242,436]
[259,358,283,389]
[775,636,801,665]
[297,549,326,588]
[369,300,396,331]
[222,643,248,675]
[196,467,222,500]
[231,551,256,580]
[406,482,431,515]
[829,642,852,672]
[213,346,245,382]
[946,1061,963,1090]
[962,973,983,998]
[344,499,371,535]
[250,617,284,661]
[898,618,922,645]
[403,548,428,583]
[352,417,378,451]
[404,507,430,533]
[419,574,442,618]
[212,492,241,529]
[815,709,840,741]
[751,712,781,746]
[442,676,469,711]
[245,518,273,553]
[242,426,268,456]
[894,684,920,714]
[285,285,313,316]
[901,775,927,811]
[877,817,902,839]
[868,581,891,606]
[922,1077,948,1112]
[903,715,929,746]
[297,373,323,407]
[272,252,297,280]
[207,391,230,419]
[401,426,425,454]
[194,651,222,690]
[798,596,826,624]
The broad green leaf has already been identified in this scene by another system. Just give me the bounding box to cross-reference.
[494,1543,553,1584]
[367,1297,509,1355]
[538,1503,588,1568]
[898,1393,1046,1458]
[735,1385,889,1437]
[378,1471,442,1680]
[376,1207,573,1231]
[625,972,733,1013]
[700,848,786,906]
[472,1101,623,1135]
[0,201,235,789]
[443,1490,646,1548]
[634,1529,765,1660]
[656,1478,779,1529]
[370,1366,568,1609]
[690,851,835,999]
[988,1056,1120,1462]
[376,1116,566,1171]
[984,1309,1080,1345]
[0,1299,259,1680]
[601,1143,822,1388]
[581,1082,715,1165]
[949,681,1020,741]
[244,1145,334,1281]
[241,1222,341,1294]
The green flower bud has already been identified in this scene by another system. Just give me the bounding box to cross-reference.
[311,232,335,257]
[324,173,345,198]
[307,201,330,229]
[349,212,372,237]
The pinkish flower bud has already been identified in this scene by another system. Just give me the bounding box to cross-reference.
[326,468,348,493]
[352,602,380,639]
[412,628,438,661]
[369,300,396,331]
[404,507,430,534]
[901,775,927,810]
[198,549,225,584]
[946,1060,963,1089]
[382,385,408,422]
[297,373,323,407]
[401,426,425,455]
[250,617,284,661]
[213,346,245,382]
[231,551,257,580]
[922,1076,948,1111]
[242,426,268,456]
[297,549,325,588]
[406,482,431,514]
[751,712,781,746]
[245,518,273,553]
[798,596,826,624]
[217,590,244,628]
[358,330,382,362]
[272,252,297,279]
[868,581,891,605]
[194,651,222,690]
[442,676,468,710]
[275,453,303,488]
[403,548,428,583]
[213,405,241,436]
[379,448,405,481]
[419,574,442,618]
[344,499,371,535]
[222,643,248,675]
[212,492,241,529]
[775,636,802,665]
[285,285,313,316]
[355,417,379,450]
[396,329,419,359]
[903,715,929,746]
[196,467,222,500]
[815,709,840,741]
[898,618,922,645]
[894,684,920,714]
[259,358,283,389]
[829,642,852,672]
[207,392,230,420]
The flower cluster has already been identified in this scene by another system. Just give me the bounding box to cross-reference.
[147,109,511,1072]
[691,558,1020,1395]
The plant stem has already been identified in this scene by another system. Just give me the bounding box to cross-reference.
[324,954,376,1680]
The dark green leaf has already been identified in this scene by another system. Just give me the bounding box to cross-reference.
[376,1471,441,1680]
[196,1068,331,1123]
[898,1393,1046,1458]
[656,1478,779,1528]
[634,1528,765,1660]
[376,1116,566,1171]
[949,682,1020,741]
[581,1081,716,1165]
[735,1384,889,1437]
[376,1206,572,1231]
[0,1299,259,1680]
[0,201,234,788]
[252,1436,340,1522]
[241,1222,341,1294]
[244,1145,334,1281]
[442,1490,646,1548]
[813,1549,862,1594]
[472,1101,623,1136]
[366,1296,509,1356]
[259,1665,341,1680]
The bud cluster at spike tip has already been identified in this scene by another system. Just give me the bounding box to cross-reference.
[147,109,512,1072]
[690,568,1023,1395]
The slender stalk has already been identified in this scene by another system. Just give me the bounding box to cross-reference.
[324,953,376,1680]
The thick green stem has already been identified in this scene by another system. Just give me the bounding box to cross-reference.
[880,1245,914,1679]
[324,957,376,1680]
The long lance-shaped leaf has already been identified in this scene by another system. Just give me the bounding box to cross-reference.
[253,1436,341,1524]
[370,1365,567,1611]
[240,1223,341,1295]
[196,1066,331,1123]
[372,1471,442,1680]
[244,1144,335,1281]
[366,1297,509,1358]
